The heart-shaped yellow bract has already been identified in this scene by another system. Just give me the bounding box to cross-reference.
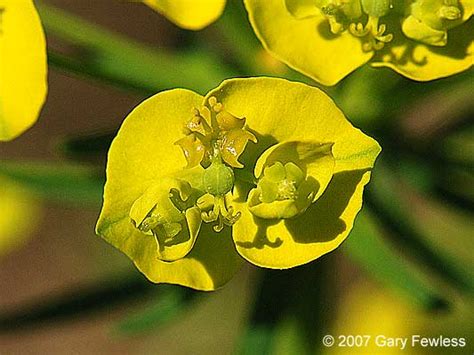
[142,0,226,30]
[244,0,473,85]
[0,0,47,141]
[96,77,380,290]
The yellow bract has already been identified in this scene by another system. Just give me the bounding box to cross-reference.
[142,0,226,30]
[96,78,380,290]
[244,0,473,85]
[96,89,243,290]
[0,0,47,141]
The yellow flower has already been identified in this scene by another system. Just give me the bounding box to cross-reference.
[327,281,473,354]
[141,0,226,30]
[0,177,40,256]
[244,0,473,85]
[96,77,380,290]
[0,0,48,141]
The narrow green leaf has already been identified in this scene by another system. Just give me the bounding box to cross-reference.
[37,4,236,95]
[368,161,474,293]
[436,167,474,211]
[439,125,474,167]
[343,210,449,310]
[235,326,275,355]
[114,286,196,336]
[57,131,116,160]
[0,160,104,207]
[0,275,153,332]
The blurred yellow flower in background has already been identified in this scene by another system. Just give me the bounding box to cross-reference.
[327,281,473,354]
[0,0,48,141]
[0,177,40,256]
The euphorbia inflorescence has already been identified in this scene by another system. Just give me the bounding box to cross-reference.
[96,78,381,290]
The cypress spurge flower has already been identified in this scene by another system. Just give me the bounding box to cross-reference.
[244,0,473,85]
[96,77,381,290]
[0,0,47,141]
[140,0,226,30]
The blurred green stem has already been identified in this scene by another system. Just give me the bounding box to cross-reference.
[236,259,335,354]
[114,286,197,336]
[37,3,236,95]
[368,160,474,293]
[0,274,154,332]
[343,210,449,310]
[0,160,104,207]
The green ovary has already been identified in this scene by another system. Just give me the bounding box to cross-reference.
[202,159,235,196]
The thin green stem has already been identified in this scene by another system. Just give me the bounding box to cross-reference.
[37,3,236,95]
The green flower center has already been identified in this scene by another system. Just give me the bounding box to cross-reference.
[258,161,305,203]
[401,0,466,46]
[173,97,257,232]
[198,155,241,232]
[276,179,298,200]
[175,96,257,169]
[247,160,320,220]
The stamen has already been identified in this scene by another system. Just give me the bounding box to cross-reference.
[200,195,241,232]
[349,16,393,51]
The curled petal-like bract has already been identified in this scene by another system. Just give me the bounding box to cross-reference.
[248,141,335,219]
[0,0,47,141]
[142,0,226,30]
[129,178,202,262]
[96,89,242,290]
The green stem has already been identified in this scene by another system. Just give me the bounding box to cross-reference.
[212,0,312,83]
[368,160,474,293]
[343,210,449,310]
[37,3,236,95]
